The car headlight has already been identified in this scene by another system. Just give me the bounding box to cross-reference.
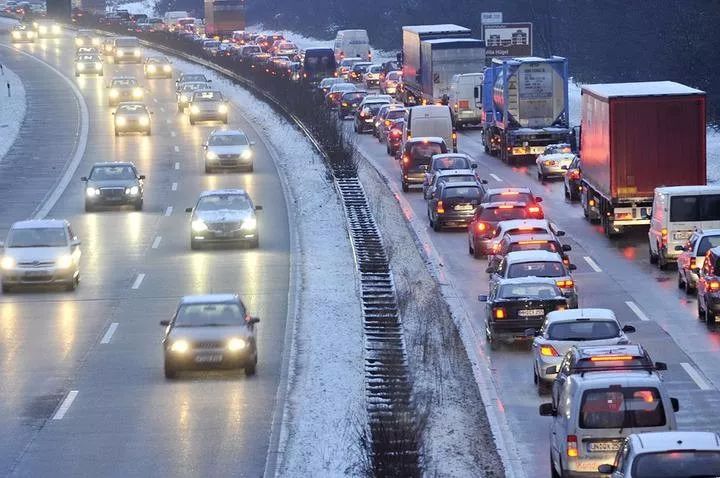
[190,105,200,115]
[205,151,218,160]
[116,116,127,126]
[132,88,143,98]
[110,89,119,98]
[75,38,84,46]
[191,219,207,232]
[56,254,73,269]
[139,116,150,126]
[148,65,156,73]
[241,217,257,230]
[218,104,228,114]
[95,62,102,70]
[92,38,100,46]
[39,26,47,33]
[125,186,139,195]
[241,149,252,160]
[86,187,99,197]
[227,337,247,351]
[0,256,16,270]
[12,31,20,39]
[179,94,188,103]
[51,25,61,33]
[163,65,171,72]
[117,50,124,56]
[77,63,85,71]
[170,340,189,353]
[134,49,141,57]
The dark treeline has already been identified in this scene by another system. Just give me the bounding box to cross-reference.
[247,0,720,123]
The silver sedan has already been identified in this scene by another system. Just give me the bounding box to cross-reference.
[536,152,576,182]
[203,129,256,173]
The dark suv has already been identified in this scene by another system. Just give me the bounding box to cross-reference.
[338,91,367,120]
[398,138,448,192]
[697,246,720,324]
[354,101,390,134]
[427,181,483,231]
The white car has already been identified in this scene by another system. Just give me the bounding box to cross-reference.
[1,219,81,292]
[598,431,720,477]
[530,308,636,393]
[186,189,262,249]
[203,129,256,173]
[363,64,383,87]
[536,152,576,182]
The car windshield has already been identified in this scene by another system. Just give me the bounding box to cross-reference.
[547,320,620,341]
[182,83,209,92]
[631,451,720,478]
[479,206,529,221]
[78,55,98,62]
[196,195,250,211]
[182,74,207,82]
[111,79,137,87]
[508,261,565,278]
[670,194,720,222]
[410,143,444,160]
[330,84,355,93]
[353,64,371,72]
[7,227,67,247]
[208,133,248,146]
[698,235,720,255]
[579,387,665,429]
[487,191,534,203]
[386,109,405,120]
[443,186,481,200]
[433,156,471,170]
[175,303,245,327]
[90,165,136,180]
[115,38,138,47]
[343,93,366,102]
[508,240,558,254]
[369,66,382,73]
[499,283,560,299]
[116,104,146,114]
[193,91,223,101]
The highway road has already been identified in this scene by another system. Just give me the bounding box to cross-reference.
[351,119,720,475]
[0,24,290,477]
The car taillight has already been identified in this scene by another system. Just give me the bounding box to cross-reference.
[588,199,595,207]
[385,120,391,126]
[476,222,486,233]
[402,154,409,164]
[569,170,580,180]
[493,307,506,319]
[567,435,578,457]
[556,280,574,288]
[436,200,445,214]
[544,160,557,166]
[710,281,720,292]
[690,257,696,269]
[528,206,541,214]
[540,345,559,357]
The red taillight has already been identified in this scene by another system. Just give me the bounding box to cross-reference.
[569,170,581,180]
[567,435,578,457]
[556,280,574,288]
[528,206,540,214]
[436,200,445,214]
[476,222,486,233]
[540,345,559,357]
[402,154,409,164]
[390,129,401,137]
[493,308,506,319]
[710,281,720,292]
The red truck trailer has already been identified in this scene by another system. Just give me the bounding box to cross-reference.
[580,81,706,237]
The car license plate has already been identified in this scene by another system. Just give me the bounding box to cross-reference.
[26,270,49,277]
[518,309,544,317]
[454,204,473,211]
[195,354,222,363]
[587,441,622,452]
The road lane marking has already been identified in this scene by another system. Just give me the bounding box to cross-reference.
[173,145,180,153]
[166,119,171,124]
[174,162,180,170]
[583,256,602,272]
[625,301,650,321]
[164,206,173,216]
[153,98,158,103]
[52,390,78,420]
[151,236,162,249]
[170,131,176,137]
[171,182,178,191]
[489,173,503,182]
[681,362,713,390]
[131,273,145,290]
[100,323,119,344]
[160,107,165,113]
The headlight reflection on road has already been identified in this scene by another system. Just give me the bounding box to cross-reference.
[0,302,18,377]
[190,252,209,293]
[58,300,77,358]
[125,211,142,247]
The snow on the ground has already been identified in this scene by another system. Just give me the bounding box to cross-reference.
[0,64,26,161]
[162,55,366,475]
[116,0,155,16]
[569,78,581,127]
[708,128,720,183]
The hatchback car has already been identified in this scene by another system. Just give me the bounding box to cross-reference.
[160,294,260,378]
[530,308,635,393]
[203,129,255,173]
[363,64,383,87]
[112,36,141,63]
[380,70,402,95]
[81,162,145,211]
[144,55,172,79]
[0,219,81,292]
[10,24,36,43]
[424,168,479,200]
[337,57,363,78]
[188,90,229,125]
[427,181,483,231]
[563,155,582,201]
[467,204,546,258]
[354,99,391,134]
[376,105,406,142]
[186,189,262,249]
[696,246,720,324]
[113,102,152,136]
[348,61,372,82]
[677,229,720,293]
[75,54,103,77]
[487,233,572,270]
[74,29,101,47]
[317,77,345,99]
[423,153,478,188]
[398,137,448,192]
[34,20,62,38]
[536,152,576,182]
[325,83,356,108]
[176,72,211,92]
[338,91,368,119]
[107,77,143,106]
[176,81,211,112]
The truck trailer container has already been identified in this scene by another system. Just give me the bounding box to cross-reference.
[579,81,706,238]
[204,0,244,38]
[482,56,571,164]
[416,39,485,105]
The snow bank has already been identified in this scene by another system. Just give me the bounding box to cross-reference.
[708,128,720,183]
[163,56,366,475]
[0,64,26,162]
[117,0,156,16]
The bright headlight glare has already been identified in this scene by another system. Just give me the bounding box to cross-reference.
[0,256,16,270]
[148,65,156,73]
[191,219,207,232]
[126,186,139,195]
[139,116,150,126]
[92,38,100,46]
[134,49,141,56]
[206,151,218,160]
[190,105,200,114]
[110,89,119,98]
[56,254,72,269]
[75,38,83,46]
[218,104,228,114]
[39,26,47,33]
[163,65,171,72]
[170,340,189,353]
[227,337,247,351]
[51,25,61,33]
[95,62,102,70]
[241,217,257,230]
[180,94,188,102]
[116,116,127,126]
[132,88,143,98]
[241,149,252,159]
[12,31,20,38]
[86,187,99,197]
[77,63,85,71]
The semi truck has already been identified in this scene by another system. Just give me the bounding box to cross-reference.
[204,0,244,37]
[481,56,571,164]
[579,81,706,238]
[400,24,486,106]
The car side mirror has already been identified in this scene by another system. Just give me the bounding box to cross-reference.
[524,327,537,337]
[208,79,212,82]
[137,174,145,180]
[477,294,488,302]
[655,361,667,371]
[597,465,615,474]
[185,207,193,213]
[80,176,88,182]
[248,316,260,324]
[150,111,154,115]
[671,397,680,412]
[255,205,263,211]
[561,165,569,170]
[471,163,478,169]
[250,141,256,146]
[539,403,556,417]
[160,319,170,326]
[555,230,566,237]
[202,144,208,149]
[71,239,81,246]
[535,196,543,203]
[480,179,488,184]
[545,365,558,375]
[485,266,495,274]
[562,244,572,252]
[622,324,636,333]
[674,245,685,251]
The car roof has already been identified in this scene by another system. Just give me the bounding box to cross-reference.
[432,153,471,161]
[496,276,560,286]
[570,370,663,386]
[504,233,555,242]
[199,189,248,198]
[505,250,563,264]
[545,308,617,323]
[498,219,550,230]
[179,294,239,305]
[440,181,481,189]
[91,161,136,168]
[406,136,445,144]
[485,187,533,195]
[630,431,720,452]
[209,129,245,136]
[435,168,475,177]
[540,153,575,160]
[11,219,67,229]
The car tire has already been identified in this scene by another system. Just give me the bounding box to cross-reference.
[432,218,441,232]
[245,354,257,376]
[487,330,499,351]
[678,271,685,290]
[249,234,259,249]
[164,361,178,379]
[1,282,10,294]
[145,129,151,136]
[65,275,78,292]
[134,199,143,211]
[246,164,254,173]
[177,104,183,113]
[114,130,119,137]
[550,454,561,478]
[538,171,544,183]
[75,72,79,77]
[204,164,211,174]
[401,181,409,193]
[190,239,200,250]
[658,247,669,270]
[473,240,483,260]
[223,116,228,125]
[649,245,659,264]
[190,118,196,125]
[706,306,716,325]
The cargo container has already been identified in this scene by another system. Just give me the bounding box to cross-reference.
[481,56,571,164]
[204,0,244,37]
[579,81,706,238]
[414,39,485,105]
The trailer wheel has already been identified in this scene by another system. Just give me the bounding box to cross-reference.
[649,244,659,264]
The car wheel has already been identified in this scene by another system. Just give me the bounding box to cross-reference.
[204,164,211,174]
[658,247,668,270]
[145,129,151,136]
[246,164,254,173]
[245,353,257,376]
[698,298,705,320]
[550,454,561,478]
[223,116,228,125]
[190,118,196,125]
[190,239,200,250]
[114,130,119,137]
[177,104,183,113]
[401,181,409,193]
[164,360,178,379]
[538,171,544,183]
[706,306,716,325]
[687,279,697,294]
[85,201,94,212]
[564,183,569,199]
[468,238,474,256]
[250,234,259,249]
[678,271,685,289]
[473,240,483,260]
[1,282,10,294]
[649,245,659,264]
[75,72,79,77]
[65,275,78,291]
[432,218,441,232]
[134,199,143,211]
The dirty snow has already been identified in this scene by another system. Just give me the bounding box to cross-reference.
[0,64,26,161]
[117,0,156,16]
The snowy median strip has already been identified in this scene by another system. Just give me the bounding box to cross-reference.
[0,62,26,162]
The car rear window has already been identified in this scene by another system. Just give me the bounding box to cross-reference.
[386,110,405,120]
[486,192,534,203]
[505,227,548,237]
[499,283,561,299]
[697,235,720,256]
[433,156,470,170]
[443,186,481,200]
[343,93,366,102]
[507,261,565,278]
[632,451,720,478]
[439,175,476,186]
[547,320,620,341]
[479,206,529,221]
[670,194,720,222]
[508,241,558,254]
[410,143,444,160]
[579,388,666,429]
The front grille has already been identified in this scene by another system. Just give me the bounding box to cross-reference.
[100,187,124,198]
[193,341,223,349]
[218,154,239,160]
[18,261,54,267]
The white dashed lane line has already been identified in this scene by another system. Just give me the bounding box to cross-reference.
[681,362,714,390]
[173,145,180,153]
[151,236,162,249]
[52,390,79,420]
[625,301,650,321]
[131,273,145,290]
[170,131,176,137]
[164,206,173,216]
[160,107,165,113]
[171,182,178,191]
[489,173,503,182]
[100,322,119,344]
[152,98,158,103]
[174,162,180,170]
[583,256,603,272]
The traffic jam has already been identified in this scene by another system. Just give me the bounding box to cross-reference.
[5,8,720,478]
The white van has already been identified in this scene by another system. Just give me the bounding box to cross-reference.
[163,11,188,30]
[449,73,483,128]
[333,29,371,62]
[649,185,720,268]
[403,105,457,153]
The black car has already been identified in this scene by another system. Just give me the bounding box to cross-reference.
[427,181,483,231]
[160,294,260,378]
[338,91,368,120]
[348,62,372,83]
[398,137,448,192]
[697,246,720,324]
[81,162,145,211]
[479,277,568,350]
[354,101,390,134]
[563,155,582,201]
